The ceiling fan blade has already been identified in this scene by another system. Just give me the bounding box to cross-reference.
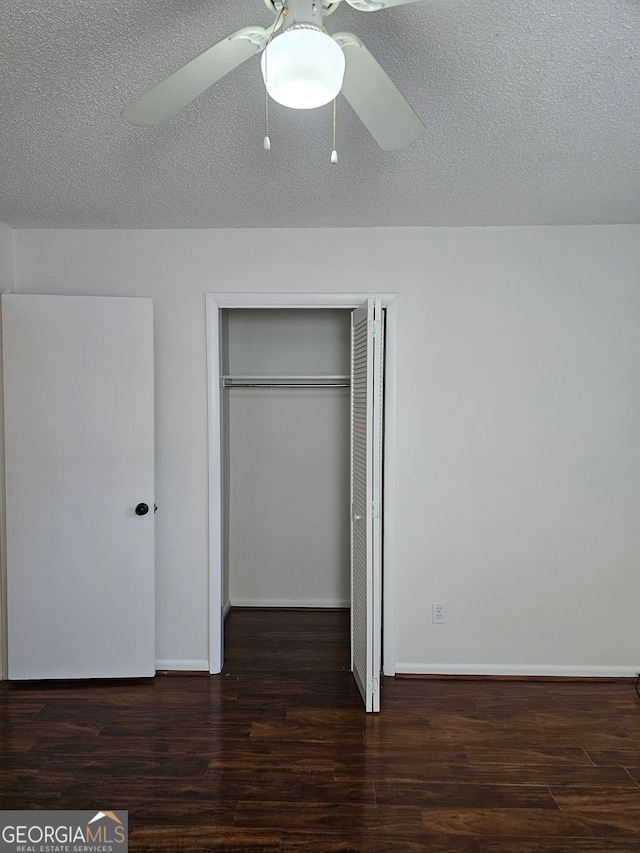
[345,0,427,10]
[333,33,425,150]
[122,25,272,126]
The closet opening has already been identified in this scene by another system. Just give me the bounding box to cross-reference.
[221,308,352,617]
[206,293,398,712]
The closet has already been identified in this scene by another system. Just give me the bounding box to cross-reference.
[221,308,352,612]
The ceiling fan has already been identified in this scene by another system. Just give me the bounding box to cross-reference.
[122,0,426,151]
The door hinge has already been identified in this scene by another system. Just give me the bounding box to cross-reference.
[369,677,379,695]
[369,501,379,518]
[370,319,381,337]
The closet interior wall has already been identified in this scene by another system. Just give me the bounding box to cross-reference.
[221,309,352,610]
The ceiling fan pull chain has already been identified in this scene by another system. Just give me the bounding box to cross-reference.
[262,6,285,153]
[330,97,338,164]
[263,39,271,151]
[264,88,271,151]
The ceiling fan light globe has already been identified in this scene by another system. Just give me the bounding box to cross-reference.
[261,27,345,110]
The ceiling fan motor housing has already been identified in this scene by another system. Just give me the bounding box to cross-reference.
[263,0,341,18]
[281,0,325,30]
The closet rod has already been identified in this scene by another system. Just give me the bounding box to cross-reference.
[224,382,350,389]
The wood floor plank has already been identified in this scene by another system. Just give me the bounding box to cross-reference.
[128,826,281,852]
[233,801,424,832]
[625,765,640,787]
[376,780,559,809]
[214,774,377,806]
[549,786,640,834]
[422,807,631,837]
[480,839,640,852]
[281,830,484,852]
[463,745,594,766]
[584,747,640,766]
[337,760,637,788]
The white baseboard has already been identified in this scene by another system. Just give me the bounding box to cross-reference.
[396,663,640,678]
[230,598,350,609]
[155,659,209,672]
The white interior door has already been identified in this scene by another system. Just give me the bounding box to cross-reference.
[351,298,384,712]
[2,294,155,680]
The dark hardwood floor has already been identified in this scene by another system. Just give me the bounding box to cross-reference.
[2,608,640,851]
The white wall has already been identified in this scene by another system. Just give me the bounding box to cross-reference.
[12,224,640,675]
[227,388,350,607]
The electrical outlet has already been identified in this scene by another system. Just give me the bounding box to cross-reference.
[432,602,445,624]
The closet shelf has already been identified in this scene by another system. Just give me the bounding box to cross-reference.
[222,374,350,388]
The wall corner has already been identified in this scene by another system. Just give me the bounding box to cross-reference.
[0,223,16,294]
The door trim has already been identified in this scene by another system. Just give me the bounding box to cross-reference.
[205,292,398,677]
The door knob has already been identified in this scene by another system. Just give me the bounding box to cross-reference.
[354,514,363,522]
[135,503,149,516]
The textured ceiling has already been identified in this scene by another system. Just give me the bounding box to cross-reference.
[1,0,639,229]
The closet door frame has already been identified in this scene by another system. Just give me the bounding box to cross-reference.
[205,292,398,678]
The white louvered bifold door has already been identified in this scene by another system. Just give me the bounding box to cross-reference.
[350,298,384,713]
